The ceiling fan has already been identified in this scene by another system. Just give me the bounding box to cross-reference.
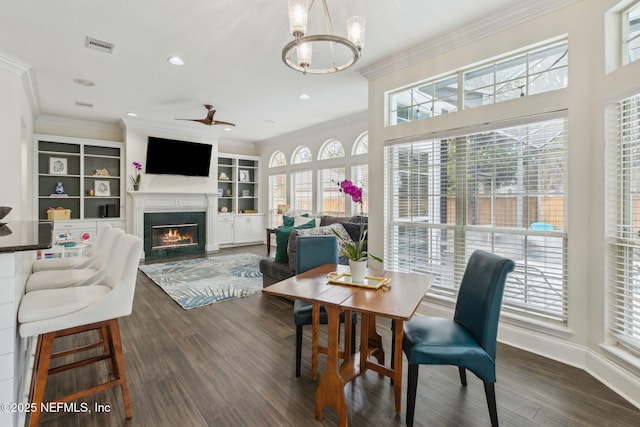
[175,104,236,127]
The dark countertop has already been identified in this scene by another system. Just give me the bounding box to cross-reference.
[0,221,53,253]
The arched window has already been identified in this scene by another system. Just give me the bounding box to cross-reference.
[292,146,312,164]
[319,139,345,160]
[269,151,287,167]
[352,132,368,155]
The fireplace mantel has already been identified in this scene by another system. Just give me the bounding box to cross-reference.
[128,191,218,256]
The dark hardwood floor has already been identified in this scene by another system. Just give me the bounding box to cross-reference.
[37,245,640,427]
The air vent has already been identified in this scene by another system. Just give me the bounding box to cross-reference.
[75,101,94,108]
[85,36,114,54]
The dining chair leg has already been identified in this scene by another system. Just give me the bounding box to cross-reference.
[405,363,419,427]
[483,381,499,427]
[459,367,467,386]
[295,325,303,377]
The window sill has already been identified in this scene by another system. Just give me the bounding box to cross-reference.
[599,344,640,372]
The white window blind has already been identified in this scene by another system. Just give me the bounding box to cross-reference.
[268,174,287,227]
[608,93,640,354]
[351,164,369,215]
[319,168,345,216]
[385,116,568,322]
[292,170,313,215]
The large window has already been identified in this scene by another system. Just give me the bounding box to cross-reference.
[353,132,369,155]
[268,174,287,227]
[270,151,287,167]
[319,168,345,216]
[625,2,640,65]
[385,115,568,322]
[292,146,312,164]
[464,41,568,108]
[292,170,313,215]
[608,92,640,354]
[390,74,458,125]
[389,39,568,126]
[351,164,369,215]
[319,139,345,160]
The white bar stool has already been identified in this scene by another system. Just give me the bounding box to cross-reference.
[18,234,142,427]
[26,228,124,292]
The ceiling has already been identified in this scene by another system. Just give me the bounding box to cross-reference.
[0,0,557,143]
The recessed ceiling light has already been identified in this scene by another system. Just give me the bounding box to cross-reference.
[73,78,95,87]
[126,112,138,117]
[167,56,184,65]
[299,93,310,101]
[223,127,233,132]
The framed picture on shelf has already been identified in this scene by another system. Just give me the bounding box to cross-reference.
[242,189,250,197]
[49,157,68,175]
[238,169,250,182]
[94,180,111,197]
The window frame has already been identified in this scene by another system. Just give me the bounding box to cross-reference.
[623,1,640,65]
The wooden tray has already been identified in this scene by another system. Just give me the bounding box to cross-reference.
[326,272,391,289]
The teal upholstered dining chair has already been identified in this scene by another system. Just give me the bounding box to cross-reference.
[403,250,515,427]
[294,235,356,377]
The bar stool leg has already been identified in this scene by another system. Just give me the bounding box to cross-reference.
[28,332,55,427]
[107,319,132,418]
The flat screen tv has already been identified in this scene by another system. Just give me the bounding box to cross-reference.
[145,137,212,177]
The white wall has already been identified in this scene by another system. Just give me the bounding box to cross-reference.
[366,0,640,408]
[0,58,35,221]
[256,111,368,219]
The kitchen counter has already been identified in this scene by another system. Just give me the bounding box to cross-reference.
[0,220,52,427]
[0,221,53,253]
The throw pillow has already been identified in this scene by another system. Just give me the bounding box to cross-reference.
[274,220,316,263]
[287,223,355,271]
[340,221,367,244]
[294,215,317,227]
[282,215,295,227]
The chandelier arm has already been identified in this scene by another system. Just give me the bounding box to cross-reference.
[321,0,335,35]
[321,0,339,69]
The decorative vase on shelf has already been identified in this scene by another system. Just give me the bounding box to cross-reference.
[55,182,64,194]
[349,259,367,283]
[133,184,140,191]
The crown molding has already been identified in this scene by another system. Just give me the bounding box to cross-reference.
[120,117,226,141]
[359,0,579,80]
[0,52,41,117]
[36,114,121,133]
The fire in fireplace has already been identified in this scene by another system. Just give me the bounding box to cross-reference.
[152,224,197,249]
[144,212,206,260]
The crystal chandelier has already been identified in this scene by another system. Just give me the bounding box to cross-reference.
[282,0,365,75]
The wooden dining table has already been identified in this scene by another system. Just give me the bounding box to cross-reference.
[263,264,433,427]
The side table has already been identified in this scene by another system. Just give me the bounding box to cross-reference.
[266,227,276,256]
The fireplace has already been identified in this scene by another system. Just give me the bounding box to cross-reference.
[144,212,206,260]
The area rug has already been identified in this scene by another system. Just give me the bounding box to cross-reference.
[138,253,263,310]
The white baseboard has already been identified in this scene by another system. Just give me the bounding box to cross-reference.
[417,300,640,410]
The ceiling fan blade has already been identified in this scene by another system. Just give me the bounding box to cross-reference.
[212,120,236,127]
[175,118,212,125]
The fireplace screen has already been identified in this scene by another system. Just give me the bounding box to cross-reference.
[151,223,198,250]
